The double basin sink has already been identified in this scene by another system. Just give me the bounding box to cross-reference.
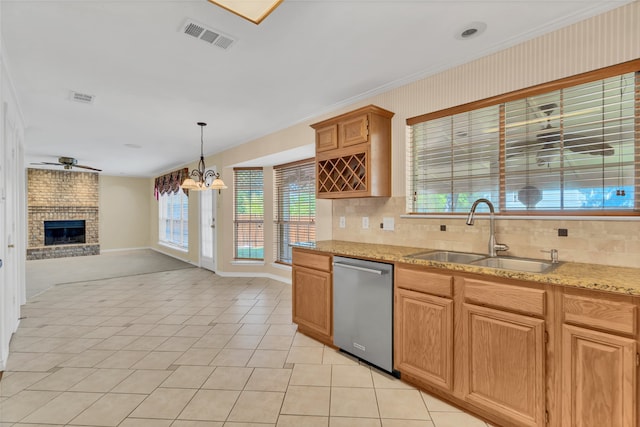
[407,250,558,273]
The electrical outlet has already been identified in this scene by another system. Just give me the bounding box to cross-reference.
[339,216,346,228]
[382,217,395,231]
[440,225,447,231]
[558,228,568,237]
[362,217,369,229]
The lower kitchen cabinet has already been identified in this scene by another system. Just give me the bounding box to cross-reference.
[462,303,546,427]
[395,265,550,427]
[560,290,638,427]
[395,287,454,391]
[562,324,636,427]
[291,248,333,346]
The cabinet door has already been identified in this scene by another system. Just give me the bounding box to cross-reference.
[463,303,545,427]
[292,265,332,342]
[340,114,369,147]
[395,288,453,391]
[562,324,636,427]
[315,124,338,152]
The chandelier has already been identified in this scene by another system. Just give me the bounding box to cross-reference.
[181,122,227,191]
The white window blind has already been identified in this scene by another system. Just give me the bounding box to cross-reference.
[504,73,637,211]
[408,105,500,213]
[408,64,639,215]
[234,168,264,260]
[273,160,316,264]
[158,191,188,249]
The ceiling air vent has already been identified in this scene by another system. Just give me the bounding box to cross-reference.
[181,18,236,50]
[69,91,95,104]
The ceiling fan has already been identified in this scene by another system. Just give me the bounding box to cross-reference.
[534,103,614,166]
[506,102,614,167]
[31,156,102,172]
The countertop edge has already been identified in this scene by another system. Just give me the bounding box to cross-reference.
[292,241,640,297]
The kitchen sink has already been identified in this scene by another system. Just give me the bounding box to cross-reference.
[407,250,487,264]
[407,250,559,274]
[470,256,557,273]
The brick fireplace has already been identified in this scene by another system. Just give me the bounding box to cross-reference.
[27,169,100,260]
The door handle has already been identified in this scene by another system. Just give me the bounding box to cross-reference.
[333,262,385,275]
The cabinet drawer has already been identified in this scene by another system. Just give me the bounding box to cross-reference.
[396,266,453,298]
[292,250,332,272]
[463,278,545,317]
[563,294,637,335]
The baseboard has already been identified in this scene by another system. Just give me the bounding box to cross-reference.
[145,247,289,282]
[100,246,151,253]
[214,270,291,285]
[149,247,199,267]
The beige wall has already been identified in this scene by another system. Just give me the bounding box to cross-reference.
[152,1,640,275]
[99,175,152,251]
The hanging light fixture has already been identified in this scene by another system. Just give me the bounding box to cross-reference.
[181,122,227,192]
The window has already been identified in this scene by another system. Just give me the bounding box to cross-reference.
[158,190,188,249]
[234,168,264,259]
[274,160,316,264]
[407,61,640,215]
[408,105,500,213]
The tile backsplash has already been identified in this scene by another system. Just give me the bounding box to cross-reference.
[332,197,640,269]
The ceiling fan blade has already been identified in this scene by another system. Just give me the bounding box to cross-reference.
[30,162,63,166]
[563,133,615,156]
[75,164,103,172]
[537,131,615,156]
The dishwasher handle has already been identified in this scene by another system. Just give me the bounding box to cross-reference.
[333,261,386,275]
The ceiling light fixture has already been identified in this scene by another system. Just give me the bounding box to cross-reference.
[206,0,283,24]
[455,22,487,40]
[181,122,227,192]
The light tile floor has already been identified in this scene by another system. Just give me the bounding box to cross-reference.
[0,268,493,426]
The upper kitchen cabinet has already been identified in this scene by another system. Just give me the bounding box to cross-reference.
[311,105,394,199]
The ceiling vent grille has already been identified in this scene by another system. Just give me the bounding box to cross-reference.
[181,18,235,50]
[69,91,95,104]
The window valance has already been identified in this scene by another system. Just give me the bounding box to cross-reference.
[154,168,189,199]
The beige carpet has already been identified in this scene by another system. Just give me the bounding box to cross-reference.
[26,249,195,299]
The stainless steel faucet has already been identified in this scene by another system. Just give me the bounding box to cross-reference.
[465,198,509,257]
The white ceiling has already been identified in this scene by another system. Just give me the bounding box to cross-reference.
[2,0,630,177]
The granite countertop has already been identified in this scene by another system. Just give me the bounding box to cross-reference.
[293,240,640,297]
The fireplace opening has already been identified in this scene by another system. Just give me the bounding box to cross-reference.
[44,220,86,246]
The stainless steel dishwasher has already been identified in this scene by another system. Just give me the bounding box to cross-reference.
[333,256,395,374]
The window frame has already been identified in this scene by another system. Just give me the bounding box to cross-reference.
[158,190,189,250]
[233,167,265,260]
[273,159,316,265]
[406,59,640,217]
